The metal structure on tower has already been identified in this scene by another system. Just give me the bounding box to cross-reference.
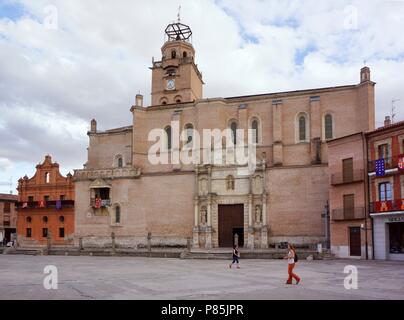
[164,8,192,43]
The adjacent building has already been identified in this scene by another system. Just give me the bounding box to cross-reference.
[16,155,75,247]
[368,119,404,261]
[328,118,404,260]
[0,193,18,245]
[73,21,375,249]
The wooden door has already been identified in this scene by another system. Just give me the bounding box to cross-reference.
[218,204,244,247]
[349,227,361,256]
[342,158,353,183]
[343,194,355,219]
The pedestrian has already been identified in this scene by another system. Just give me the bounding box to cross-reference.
[284,243,300,285]
[229,245,240,269]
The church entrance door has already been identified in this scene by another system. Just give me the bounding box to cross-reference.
[218,204,244,247]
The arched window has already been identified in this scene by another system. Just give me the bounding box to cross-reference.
[59,216,65,223]
[115,206,121,224]
[45,172,50,184]
[183,51,187,58]
[185,124,194,146]
[43,216,48,223]
[176,99,181,103]
[165,126,172,150]
[299,116,306,141]
[26,217,32,223]
[117,157,123,168]
[324,114,333,140]
[171,50,176,59]
[251,119,259,144]
[230,121,237,145]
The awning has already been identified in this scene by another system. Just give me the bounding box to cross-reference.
[89,178,111,189]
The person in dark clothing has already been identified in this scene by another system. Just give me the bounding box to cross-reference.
[229,245,240,269]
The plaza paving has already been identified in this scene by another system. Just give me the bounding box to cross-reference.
[0,255,403,300]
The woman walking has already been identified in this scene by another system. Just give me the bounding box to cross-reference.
[284,243,300,285]
[229,245,240,269]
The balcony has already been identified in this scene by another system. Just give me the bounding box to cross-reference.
[368,155,404,172]
[332,207,366,221]
[90,198,111,208]
[74,167,141,181]
[331,169,364,185]
[16,200,75,209]
[369,199,404,214]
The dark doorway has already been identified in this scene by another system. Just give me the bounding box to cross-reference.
[218,204,244,247]
[349,227,361,256]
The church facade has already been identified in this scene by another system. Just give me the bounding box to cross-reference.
[73,22,375,249]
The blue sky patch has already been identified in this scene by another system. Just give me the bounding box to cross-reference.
[0,1,25,21]
[295,44,317,65]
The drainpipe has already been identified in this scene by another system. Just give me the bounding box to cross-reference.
[363,132,370,260]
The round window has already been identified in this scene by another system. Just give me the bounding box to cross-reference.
[26,217,32,223]
[59,216,65,222]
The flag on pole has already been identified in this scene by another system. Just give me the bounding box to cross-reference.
[398,155,404,170]
[375,158,385,176]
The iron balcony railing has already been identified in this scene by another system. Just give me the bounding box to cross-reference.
[369,199,404,213]
[368,154,404,172]
[332,207,366,221]
[331,169,364,185]
[16,200,75,209]
[90,198,111,208]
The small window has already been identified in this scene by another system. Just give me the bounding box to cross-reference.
[59,216,65,223]
[378,144,389,160]
[26,217,32,223]
[185,124,194,146]
[325,114,333,140]
[379,182,392,201]
[117,157,123,168]
[165,126,172,150]
[59,228,65,238]
[171,50,176,59]
[43,216,48,223]
[176,99,181,103]
[162,101,167,105]
[230,121,237,144]
[26,228,32,238]
[251,119,259,144]
[45,172,50,183]
[183,51,187,58]
[28,196,34,202]
[299,116,306,141]
[42,228,48,238]
[115,206,121,224]
[3,202,10,213]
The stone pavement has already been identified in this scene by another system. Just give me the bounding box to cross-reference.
[0,255,403,300]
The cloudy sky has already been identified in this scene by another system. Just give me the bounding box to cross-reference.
[0,0,404,193]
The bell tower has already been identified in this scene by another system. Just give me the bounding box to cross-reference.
[150,20,204,106]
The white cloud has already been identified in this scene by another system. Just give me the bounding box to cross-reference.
[0,0,404,193]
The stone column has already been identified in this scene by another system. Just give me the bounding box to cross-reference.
[261,193,268,248]
[205,195,212,249]
[192,197,199,248]
[248,194,254,250]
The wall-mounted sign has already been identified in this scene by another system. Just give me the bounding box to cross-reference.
[388,215,404,223]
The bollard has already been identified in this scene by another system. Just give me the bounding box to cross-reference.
[186,237,191,252]
[79,237,83,251]
[147,232,152,252]
[111,232,116,252]
[47,231,52,253]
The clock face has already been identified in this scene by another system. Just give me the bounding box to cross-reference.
[166,79,175,90]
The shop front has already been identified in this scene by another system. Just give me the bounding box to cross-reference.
[372,212,404,261]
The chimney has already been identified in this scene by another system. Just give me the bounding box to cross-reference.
[135,94,144,107]
[90,119,97,133]
[384,116,391,127]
